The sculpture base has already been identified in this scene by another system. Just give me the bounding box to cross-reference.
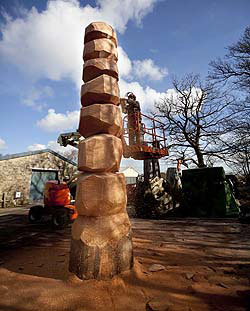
[69,233,133,280]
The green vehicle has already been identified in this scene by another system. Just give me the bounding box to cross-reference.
[181,167,239,217]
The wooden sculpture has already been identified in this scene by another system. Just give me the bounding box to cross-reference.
[69,21,134,280]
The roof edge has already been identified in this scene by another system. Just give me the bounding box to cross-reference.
[120,166,140,175]
[0,149,77,166]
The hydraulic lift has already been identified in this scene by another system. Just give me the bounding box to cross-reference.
[58,94,168,182]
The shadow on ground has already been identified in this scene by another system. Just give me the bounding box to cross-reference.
[0,217,249,310]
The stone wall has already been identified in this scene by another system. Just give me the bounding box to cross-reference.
[0,151,76,208]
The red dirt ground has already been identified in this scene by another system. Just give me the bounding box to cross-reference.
[0,218,249,311]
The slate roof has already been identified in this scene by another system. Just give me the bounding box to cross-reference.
[0,149,77,166]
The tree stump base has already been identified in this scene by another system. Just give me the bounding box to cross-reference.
[69,213,133,280]
[69,233,133,280]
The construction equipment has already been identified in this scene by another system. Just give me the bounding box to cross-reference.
[121,93,168,177]
[57,94,241,219]
[120,93,172,218]
[57,93,170,218]
[181,167,239,217]
[57,131,82,148]
[28,133,79,229]
[28,180,78,229]
[121,94,240,219]
[58,94,169,181]
[121,95,168,162]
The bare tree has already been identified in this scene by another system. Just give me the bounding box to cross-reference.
[217,116,250,183]
[209,26,250,181]
[51,149,78,182]
[155,74,235,168]
[231,140,250,183]
[209,26,250,91]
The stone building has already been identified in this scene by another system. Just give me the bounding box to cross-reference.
[0,149,77,208]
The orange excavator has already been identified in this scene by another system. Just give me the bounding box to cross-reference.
[28,179,78,229]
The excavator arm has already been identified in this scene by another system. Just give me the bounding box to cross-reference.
[57,132,81,149]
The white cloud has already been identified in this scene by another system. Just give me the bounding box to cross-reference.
[0,0,170,123]
[117,46,132,79]
[119,78,165,112]
[0,138,7,150]
[47,140,76,154]
[22,86,53,111]
[133,59,167,81]
[96,0,157,33]
[27,143,46,151]
[0,0,158,88]
[27,140,75,154]
[162,87,203,114]
[37,109,79,132]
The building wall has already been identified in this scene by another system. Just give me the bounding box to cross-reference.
[120,167,139,185]
[125,176,137,185]
[0,152,76,208]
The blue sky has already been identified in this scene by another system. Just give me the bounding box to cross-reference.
[0,0,249,171]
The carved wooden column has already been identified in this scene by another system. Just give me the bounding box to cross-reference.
[69,22,134,280]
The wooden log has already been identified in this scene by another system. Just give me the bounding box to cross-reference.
[75,172,127,216]
[78,104,123,138]
[83,38,118,62]
[80,74,120,107]
[84,22,118,47]
[82,58,118,82]
[69,213,133,280]
[78,134,122,172]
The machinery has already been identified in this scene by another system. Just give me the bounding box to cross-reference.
[57,131,82,148]
[56,93,241,219]
[120,94,168,169]
[181,167,239,217]
[120,93,168,176]
[28,180,78,229]
[57,92,170,218]
[58,93,169,180]
[120,93,173,218]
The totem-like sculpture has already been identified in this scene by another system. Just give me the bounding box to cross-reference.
[69,22,134,280]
